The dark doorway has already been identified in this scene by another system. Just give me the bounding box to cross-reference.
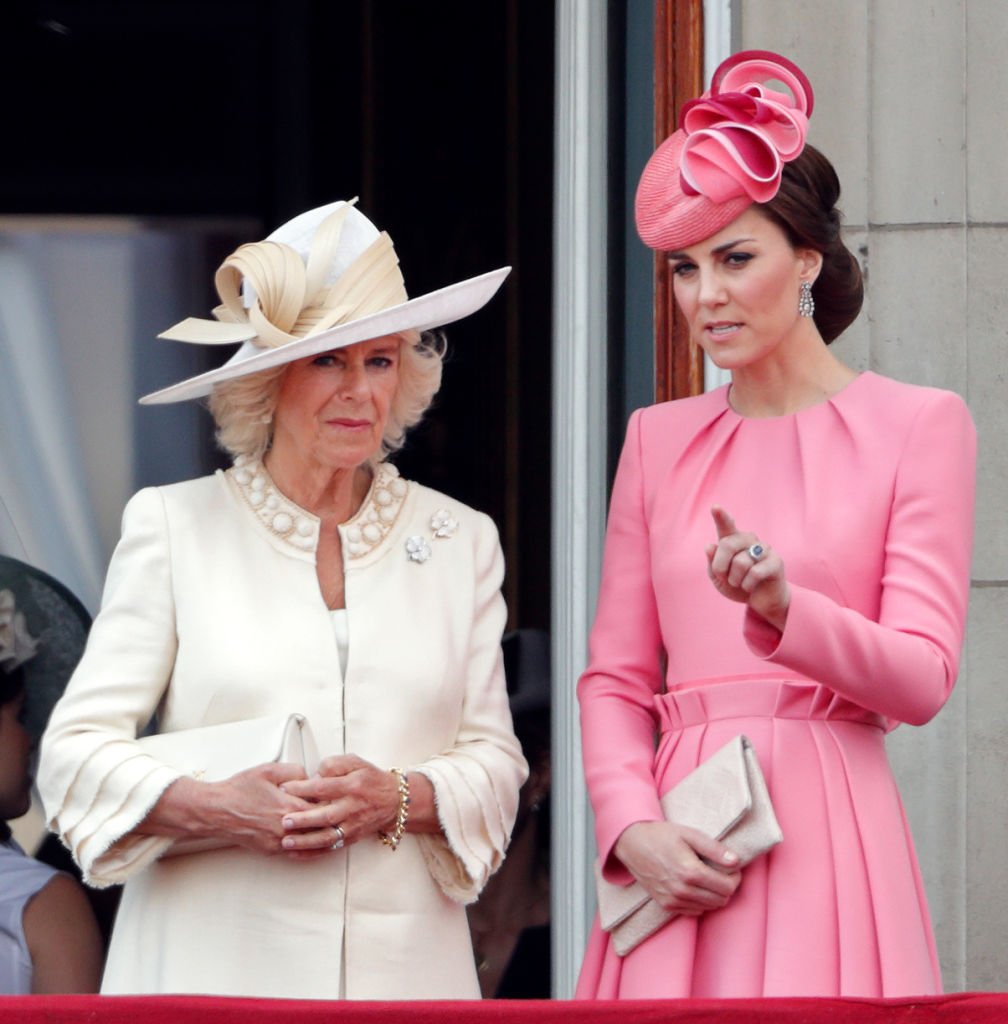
[2,0,553,630]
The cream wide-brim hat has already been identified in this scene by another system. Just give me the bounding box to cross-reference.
[140,199,511,405]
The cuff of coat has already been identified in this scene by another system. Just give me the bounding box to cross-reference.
[743,583,834,666]
[596,798,665,887]
[743,606,784,658]
[64,762,183,887]
[413,760,514,904]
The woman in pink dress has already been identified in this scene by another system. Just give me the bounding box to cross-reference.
[576,51,976,998]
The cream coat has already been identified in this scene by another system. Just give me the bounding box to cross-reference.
[38,461,527,998]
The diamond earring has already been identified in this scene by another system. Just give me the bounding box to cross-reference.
[798,280,815,317]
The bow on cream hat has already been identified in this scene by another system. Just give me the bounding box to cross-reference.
[140,199,511,404]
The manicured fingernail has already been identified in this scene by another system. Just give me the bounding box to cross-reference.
[282,817,294,829]
[282,836,295,849]
[724,851,739,864]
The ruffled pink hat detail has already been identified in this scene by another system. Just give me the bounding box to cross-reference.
[635,50,814,251]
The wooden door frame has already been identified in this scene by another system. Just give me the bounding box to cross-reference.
[653,0,706,402]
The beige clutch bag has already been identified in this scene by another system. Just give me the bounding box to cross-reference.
[138,713,320,857]
[595,734,782,956]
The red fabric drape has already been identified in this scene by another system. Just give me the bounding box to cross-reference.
[2,994,1007,1022]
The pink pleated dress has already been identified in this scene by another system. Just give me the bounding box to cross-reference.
[576,373,976,998]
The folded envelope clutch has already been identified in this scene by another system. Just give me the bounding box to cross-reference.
[595,734,782,956]
[138,712,320,857]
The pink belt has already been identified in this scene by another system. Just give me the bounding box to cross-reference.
[653,677,887,732]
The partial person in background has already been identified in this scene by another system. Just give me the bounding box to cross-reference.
[577,51,976,998]
[0,573,102,994]
[37,200,527,999]
[468,628,551,998]
[0,556,122,952]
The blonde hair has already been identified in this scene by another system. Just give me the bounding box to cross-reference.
[207,330,444,468]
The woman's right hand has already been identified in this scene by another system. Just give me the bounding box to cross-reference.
[613,820,742,916]
[210,763,318,853]
[140,762,314,854]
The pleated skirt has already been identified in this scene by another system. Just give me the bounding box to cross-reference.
[576,678,941,999]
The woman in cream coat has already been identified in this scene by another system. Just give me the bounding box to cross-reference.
[37,200,527,999]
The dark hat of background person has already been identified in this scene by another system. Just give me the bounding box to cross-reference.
[0,556,91,740]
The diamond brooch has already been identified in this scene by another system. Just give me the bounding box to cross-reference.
[406,509,459,563]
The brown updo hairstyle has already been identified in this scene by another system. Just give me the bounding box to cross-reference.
[759,143,864,343]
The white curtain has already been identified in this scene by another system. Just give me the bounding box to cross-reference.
[0,235,105,612]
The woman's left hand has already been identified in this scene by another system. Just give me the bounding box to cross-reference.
[706,506,791,631]
[278,754,401,858]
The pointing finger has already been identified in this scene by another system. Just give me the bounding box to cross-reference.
[710,506,737,541]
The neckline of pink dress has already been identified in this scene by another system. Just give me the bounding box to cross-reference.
[722,370,871,423]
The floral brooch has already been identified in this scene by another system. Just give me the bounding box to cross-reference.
[406,509,459,564]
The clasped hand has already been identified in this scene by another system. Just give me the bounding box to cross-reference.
[198,756,399,859]
[706,505,790,631]
[614,821,741,916]
[277,754,401,859]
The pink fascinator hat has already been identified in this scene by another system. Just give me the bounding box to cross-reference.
[635,50,814,252]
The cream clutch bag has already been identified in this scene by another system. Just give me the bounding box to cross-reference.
[595,734,782,956]
[138,713,320,857]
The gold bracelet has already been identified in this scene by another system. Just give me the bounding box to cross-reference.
[379,768,410,851]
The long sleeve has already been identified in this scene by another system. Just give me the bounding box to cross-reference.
[744,389,977,725]
[413,511,528,903]
[577,410,666,884]
[37,488,183,886]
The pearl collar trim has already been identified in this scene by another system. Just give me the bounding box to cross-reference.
[228,457,408,559]
[340,464,409,559]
